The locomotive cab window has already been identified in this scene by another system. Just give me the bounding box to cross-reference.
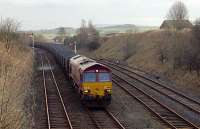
[99,73,110,82]
[84,72,96,82]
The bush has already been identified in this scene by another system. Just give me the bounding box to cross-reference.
[122,33,137,60]
[0,43,33,129]
[0,17,20,50]
[0,17,33,129]
[87,41,100,51]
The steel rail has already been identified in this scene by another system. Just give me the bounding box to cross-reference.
[86,107,126,129]
[112,74,199,129]
[112,79,177,129]
[86,108,102,129]
[45,55,73,129]
[104,108,126,129]
[102,60,200,116]
[41,55,51,129]
[102,59,200,106]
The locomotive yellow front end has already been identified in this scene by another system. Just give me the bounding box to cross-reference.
[80,65,112,106]
[82,81,112,99]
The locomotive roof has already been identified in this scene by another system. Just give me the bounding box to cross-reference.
[70,55,110,72]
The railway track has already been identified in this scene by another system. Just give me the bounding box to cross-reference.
[40,55,73,129]
[100,59,200,111]
[97,59,200,129]
[86,108,126,129]
[38,52,126,129]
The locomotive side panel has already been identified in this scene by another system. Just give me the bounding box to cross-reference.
[70,62,81,85]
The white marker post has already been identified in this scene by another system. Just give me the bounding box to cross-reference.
[32,33,35,57]
[74,41,77,54]
[28,33,35,57]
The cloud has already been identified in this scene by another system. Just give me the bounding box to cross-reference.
[0,0,199,30]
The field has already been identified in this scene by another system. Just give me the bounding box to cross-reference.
[32,24,158,39]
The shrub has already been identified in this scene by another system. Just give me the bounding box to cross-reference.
[87,41,100,51]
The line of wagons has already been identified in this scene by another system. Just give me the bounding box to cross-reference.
[35,43,112,106]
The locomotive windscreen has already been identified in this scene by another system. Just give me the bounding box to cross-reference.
[84,72,96,82]
[99,73,110,82]
[83,72,111,82]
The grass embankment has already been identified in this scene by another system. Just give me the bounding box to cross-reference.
[0,42,33,129]
[82,30,200,95]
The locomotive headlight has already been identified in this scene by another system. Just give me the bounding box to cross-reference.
[83,89,90,94]
[84,90,89,93]
[105,89,112,94]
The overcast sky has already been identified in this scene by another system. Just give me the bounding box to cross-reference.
[0,0,199,30]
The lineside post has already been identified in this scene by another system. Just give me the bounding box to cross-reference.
[74,41,77,54]
[32,33,35,57]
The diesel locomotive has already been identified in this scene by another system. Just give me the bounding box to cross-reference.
[35,43,112,106]
[69,55,112,106]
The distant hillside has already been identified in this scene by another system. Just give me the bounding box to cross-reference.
[97,24,137,35]
[32,27,76,39]
[32,24,158,39]
[97,24,158,35]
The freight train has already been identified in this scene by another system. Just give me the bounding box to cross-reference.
[35,43,112,106]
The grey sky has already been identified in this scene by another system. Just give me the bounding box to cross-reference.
[0,0,199,30]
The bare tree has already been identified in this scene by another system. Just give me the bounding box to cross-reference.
[167,1,189,20]
[64,35,77,47]
[165,2,191,70]
[158,31,171,64]
[88,21,97,41]
[0,17,20,50]
[77,19,88,48]
[123,30,137,60]
[75,20,100,50]
[87,21,100,50]
[193,18,200,41]
[189,18,200,75]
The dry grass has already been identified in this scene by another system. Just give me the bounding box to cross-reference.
[82,30,200,96]
[0,42,33,129]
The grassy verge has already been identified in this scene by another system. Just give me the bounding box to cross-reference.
[0,42,33,129]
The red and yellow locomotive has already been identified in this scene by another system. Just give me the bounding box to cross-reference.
[69,55,112,106]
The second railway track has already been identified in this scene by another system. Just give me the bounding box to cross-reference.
[113,74,198,129]
[100,59,200,112]
[40,55,73,129]
[97,59,200,129]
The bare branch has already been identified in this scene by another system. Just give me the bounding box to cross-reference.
[167,1,189,20]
